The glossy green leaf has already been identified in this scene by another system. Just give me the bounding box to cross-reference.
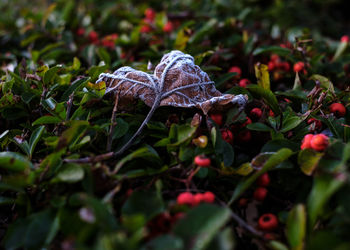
[280,115,302,133]
[29,125,45,158]
[55,163,84,183]
[32,116,62,126]
[0,152,33,172]
[122,190,164,221]
[173,204,230,250]
[43,65,63,85]
[247,85,281,115]
[56,120,89,150]
[247,122,272,131]
[298,149,323,175]
[229,148,293,204]
[60,77,89,102]
[253,45,290,56]
[286,204,306,250]
[310,74,335,94]
[307,175,345,229]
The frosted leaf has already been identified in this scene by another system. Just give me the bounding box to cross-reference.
[96,50,247,114]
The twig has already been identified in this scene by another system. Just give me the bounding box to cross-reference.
[107,92,120,151]
[66,93,74,121]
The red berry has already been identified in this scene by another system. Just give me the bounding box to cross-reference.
[76,28,85,36]
[163,21,174,33]
[253,187,268,201]
[238,78,250,88]
[141,25,152,33]
[329,103,346,117]
[228,66,241,78]
[341,35,349,43]
[202,191,215,203]
[310,134,329,151]
[238,198,248,208]
[221,128,234,144]
[258,213,279,231]
[241,117,252,128]
[88,31,99,43]
[269,110,275,117]
[210,113,223,126]
[193,193,204,206]
[293,62,305,73]
[172,212,185,222]
[301,134,314,150]
[257,173,270,187]
[237,130,251,143]
[194,155,211,167]
[145,8,156,21]
[177,192,194,206]
[281,61,290,71]
[267,61,275,71]
[307,118,322,130]
[270,54,279,62]
[250,108,262,119]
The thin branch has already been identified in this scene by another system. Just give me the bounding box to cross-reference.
[106,92,120,151]
[65,93,74,121]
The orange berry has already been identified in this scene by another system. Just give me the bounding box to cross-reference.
[301,134,314,150]
[293,61,305,73]
[310,134,329,151]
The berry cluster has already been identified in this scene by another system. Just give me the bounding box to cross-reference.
[176,191,215,207]
[301,133,329,151]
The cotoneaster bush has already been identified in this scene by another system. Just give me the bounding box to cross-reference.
[1,1,350,250]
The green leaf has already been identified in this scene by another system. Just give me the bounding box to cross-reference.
[55,163,84,183]
[280,115,302,133]
[173,204,230,250]
[310,74,335,94]
[43,65,63,85]
[113,146,161,174]
[286,204,306,250]
[247,85,281,115]
[298,149,323,176]
[261,139,299,152]
[267,240,289,250]
[57,120,89,150]
[215,72,238,89]
[122,190,164,221]
[0,152,33,172]
[168,124,197,146]
[29,126,45,158]
[307,175,345,229]
[254,63,270,90]
[32,116,62,126]
[3,209,57,249]
[253,46,290,56]
[229,148,293,204]
[113,118,130,139]
[189,19,217,44]
[60,77,89,102]
[333,41,348,61]
[142,235,184,250]
[247,122,272,132]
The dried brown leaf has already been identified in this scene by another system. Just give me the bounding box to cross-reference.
[97,50,247,114]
